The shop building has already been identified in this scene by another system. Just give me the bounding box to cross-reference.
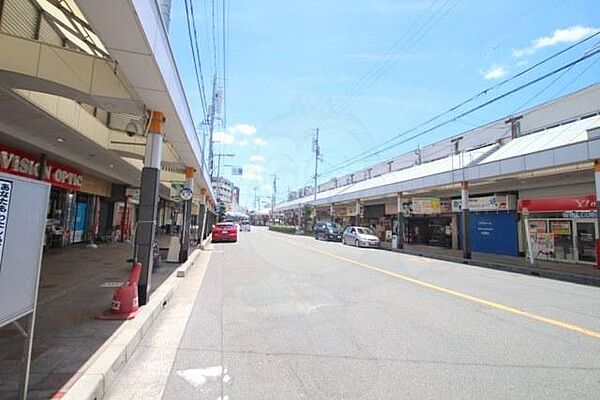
[455,194,519,256]
[276,84,600,267]
[519,194,598,265]
[0,143,119,248]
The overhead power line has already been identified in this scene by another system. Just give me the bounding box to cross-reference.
[317,32,600,178]
[331,0,461,116]
[317,44,600,179]
[183,0,209,121]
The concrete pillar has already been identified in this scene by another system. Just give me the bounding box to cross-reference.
[354,200,360,226]
[594,161,600,268]
[136,111,164,305]
[179,167,194,262]
[461,181,471,259]
[330,203,335,222]
[396,193,404,249]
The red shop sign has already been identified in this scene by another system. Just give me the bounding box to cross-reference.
[518,195,596,213]
[0,145,82,191]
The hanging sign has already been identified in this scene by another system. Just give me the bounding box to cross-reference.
[170,182,185,201]
[231,167,243,176]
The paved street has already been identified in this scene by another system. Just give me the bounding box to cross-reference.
[107,227,600,400]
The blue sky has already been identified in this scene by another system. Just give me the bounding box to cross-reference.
[168,0,600,210]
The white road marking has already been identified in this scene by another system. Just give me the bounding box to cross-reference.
[176,365,224,388]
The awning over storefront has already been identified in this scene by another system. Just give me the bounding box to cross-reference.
[276,144,496,211]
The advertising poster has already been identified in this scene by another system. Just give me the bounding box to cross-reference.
[534,233,555,255]
[550,220,571,235]
[412,198,441,214]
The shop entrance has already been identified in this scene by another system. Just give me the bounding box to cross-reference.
[575,221,597,264]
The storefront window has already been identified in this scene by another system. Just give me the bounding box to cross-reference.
[549,220,574,262]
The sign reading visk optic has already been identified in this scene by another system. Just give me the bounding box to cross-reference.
[0,179,12,272]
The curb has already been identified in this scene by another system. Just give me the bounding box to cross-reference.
[389,248,600,287]
[199,234,212,250]
[176,248,203,277]
[60,249,206,400]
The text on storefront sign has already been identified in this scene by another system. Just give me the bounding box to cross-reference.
[0,146,82,191]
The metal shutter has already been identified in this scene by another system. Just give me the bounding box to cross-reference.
[0,0,39,39]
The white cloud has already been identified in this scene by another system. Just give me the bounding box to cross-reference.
[253,137,268,147]
[239,139,249,147]
[228,124,257,136]
[480,65,508,80]
[261,183,272,191]
[241,164,264,181]
[516,60,529,67]
[250,155,265,162]
[513,25,599,57]
[213,131,235,144]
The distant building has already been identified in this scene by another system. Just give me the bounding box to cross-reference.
[213,177,234,211]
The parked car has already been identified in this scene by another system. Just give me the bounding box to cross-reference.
[342,226,380,248]
[240,220,251,232]
[314,220,343,241]
[212,222,238,243]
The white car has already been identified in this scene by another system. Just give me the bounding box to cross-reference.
[342,226,380,248]
[240,220,251,232]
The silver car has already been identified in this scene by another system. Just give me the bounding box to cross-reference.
[240,220,251,232]
[342,226,380,248]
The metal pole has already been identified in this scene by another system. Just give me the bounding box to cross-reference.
[396,193,404,249]
[179,167,194,262]
[314,128,319,201]
[594,160,600,268]
[461,181,471,259]
[136,111,164,305]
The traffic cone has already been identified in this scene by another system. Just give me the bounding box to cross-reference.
[96,262,142,320]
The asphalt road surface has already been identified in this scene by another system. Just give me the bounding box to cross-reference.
[106,227,600,400]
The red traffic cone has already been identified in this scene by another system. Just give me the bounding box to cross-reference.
[97,262,142,320]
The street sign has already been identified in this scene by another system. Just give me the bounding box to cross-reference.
[0,174,49,327]
[180,188,194,201]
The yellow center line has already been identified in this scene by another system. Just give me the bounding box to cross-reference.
[269,233,600,340]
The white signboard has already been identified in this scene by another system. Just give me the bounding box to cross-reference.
[0,173,50,327]
[451,195,513,212]
[412,197,441,214]
[0,179,12,269]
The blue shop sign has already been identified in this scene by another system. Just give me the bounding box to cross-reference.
[459,211,518,256]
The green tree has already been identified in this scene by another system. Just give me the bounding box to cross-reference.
[217,203,227,222]
[301,204,314,232]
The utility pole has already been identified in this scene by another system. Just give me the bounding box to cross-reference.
[271,175,277,216]
[253,186,258,211]
[208,74,217,179]
[313,128,320,201]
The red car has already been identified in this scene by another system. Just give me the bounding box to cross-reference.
[212,222,238,243]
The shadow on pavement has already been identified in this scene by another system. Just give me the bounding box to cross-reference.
[0,242,178,399]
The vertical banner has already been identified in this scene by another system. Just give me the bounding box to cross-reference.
[0,179,12,271]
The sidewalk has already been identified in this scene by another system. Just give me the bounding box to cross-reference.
[0,242,178,400]
[393,244,600,287]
